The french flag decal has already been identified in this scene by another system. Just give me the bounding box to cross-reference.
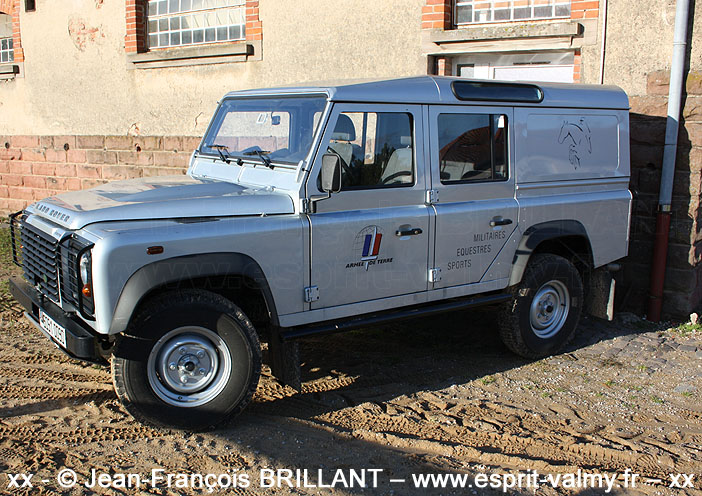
[361,230,382,260]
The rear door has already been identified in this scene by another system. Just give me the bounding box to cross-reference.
[428,105,518,288]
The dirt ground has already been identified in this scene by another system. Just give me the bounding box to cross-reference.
[1,233,701,495]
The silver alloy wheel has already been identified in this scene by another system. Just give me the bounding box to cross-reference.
[529,280,570,339]
[147,326,232,407]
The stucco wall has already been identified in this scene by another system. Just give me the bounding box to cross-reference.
[601,0,702,95]
[0,0,426,136]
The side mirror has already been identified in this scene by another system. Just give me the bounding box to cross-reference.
[321,153,341,193]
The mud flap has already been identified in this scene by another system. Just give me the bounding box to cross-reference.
[268,328,301,391]
[585,266,615,321]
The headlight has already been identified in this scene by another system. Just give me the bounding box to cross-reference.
[79,252,91,284]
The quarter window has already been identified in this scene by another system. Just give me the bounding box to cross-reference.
[455,0,570,25]
[147,0,245,49]
[438,113,507,183]
[326,112,414,190]
[0,14,13,63]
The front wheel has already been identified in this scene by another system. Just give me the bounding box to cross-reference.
[498,254,583,359]
[112,289,261,430]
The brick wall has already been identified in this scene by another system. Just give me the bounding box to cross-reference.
[0,135,198,215]
[0,0,23,63]
[570,0,599,19]
[621,71,702,319]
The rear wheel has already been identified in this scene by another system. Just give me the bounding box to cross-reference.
[498,254,583,359]
[112,289,261,430]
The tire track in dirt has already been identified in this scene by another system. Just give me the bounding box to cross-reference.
[3,364,111,385]
[311,398,697,481]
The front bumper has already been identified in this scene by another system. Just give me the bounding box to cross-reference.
[9,276,106,364]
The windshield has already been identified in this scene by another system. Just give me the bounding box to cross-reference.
[200,95,327,166]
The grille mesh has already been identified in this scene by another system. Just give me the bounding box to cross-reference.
[19,222,61,303]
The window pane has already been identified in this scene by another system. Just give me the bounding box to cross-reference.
[148,0,245,48]
[437,113,508,183]
[493,115,507,180]
[455,0,568,24]
[148,34,159,47]
[534,5,552,17]
[327,112,414,190]
[456,5,473,23]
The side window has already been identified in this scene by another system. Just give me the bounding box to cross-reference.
[326,111,414,190]
[438,113,507,184]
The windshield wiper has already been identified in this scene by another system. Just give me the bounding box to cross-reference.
[210,144,232,164]
[243,149,274,169]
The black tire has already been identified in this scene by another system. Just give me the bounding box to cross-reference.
[111,289,261,430]
[498,254,583,359]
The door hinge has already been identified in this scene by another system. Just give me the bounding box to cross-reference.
[304,285,319,303]
[428,267,442,283]
[300,198,313,214]
[426,189,439,205]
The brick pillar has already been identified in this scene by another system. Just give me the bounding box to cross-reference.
[421,0,452,30]
[573,49,582,82]
[571,0,599,19]
[125,0,146,53]
[436,57,452,76]
[245,0,262,42]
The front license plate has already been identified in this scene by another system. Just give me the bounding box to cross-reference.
[39,310,67,349]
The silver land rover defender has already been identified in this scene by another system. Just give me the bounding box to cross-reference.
[8,77,631,429]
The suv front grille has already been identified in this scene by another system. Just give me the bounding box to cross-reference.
[10,212,93,316]
[18,220,61,304]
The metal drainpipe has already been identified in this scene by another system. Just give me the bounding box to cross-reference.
[647,0,692,321]
[598,0,608,84]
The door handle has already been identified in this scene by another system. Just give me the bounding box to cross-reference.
[490,217,513,227]
[396,227,423,237]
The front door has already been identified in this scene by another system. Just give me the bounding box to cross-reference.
[307,104,429,309]
[428,105,518,289]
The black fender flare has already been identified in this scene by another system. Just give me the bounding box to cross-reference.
[509,220,592,286]
[109,252,279,334]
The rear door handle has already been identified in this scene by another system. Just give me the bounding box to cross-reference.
[396,227,423,236]
[490,217,513,227]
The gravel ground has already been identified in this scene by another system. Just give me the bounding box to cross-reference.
[1,287,701,496]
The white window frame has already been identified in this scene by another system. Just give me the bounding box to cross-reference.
[147,0,245,50]
[455,0,571,25]
[0,13,13,63]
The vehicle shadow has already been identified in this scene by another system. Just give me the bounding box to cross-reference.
[209,308,649,495]
[246,307,637,420]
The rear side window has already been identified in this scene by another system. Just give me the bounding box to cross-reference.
[438,113,507,184]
